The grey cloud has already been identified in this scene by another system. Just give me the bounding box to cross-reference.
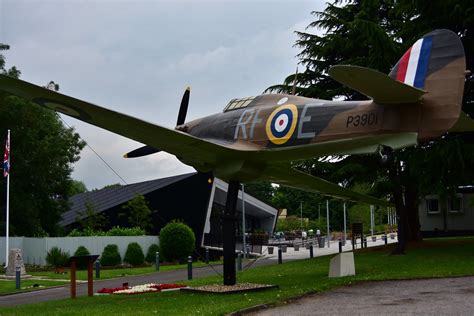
[2,0,324,189]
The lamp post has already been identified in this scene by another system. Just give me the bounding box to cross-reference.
[326,200,330,248]
[300,201,303,231]
[370,205,374,237]
[241,184,246,259]
[343,202,347,244]
[318,203,321,226]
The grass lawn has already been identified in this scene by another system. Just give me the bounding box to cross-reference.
[29,260,222,281]
[2,237,474,315]
[0,279,68,295]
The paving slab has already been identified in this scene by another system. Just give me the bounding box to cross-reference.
[251,276,474,315]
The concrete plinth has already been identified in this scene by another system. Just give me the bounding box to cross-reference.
[3,248,32,279]
[328,252,355,278]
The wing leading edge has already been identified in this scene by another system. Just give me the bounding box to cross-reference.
[262,163,393,207]
[0,74,235,168]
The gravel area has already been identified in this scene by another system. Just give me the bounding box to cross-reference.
[250,276,474,315]
[183,282,276,293]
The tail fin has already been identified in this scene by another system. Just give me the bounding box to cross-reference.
[389,29,466,140]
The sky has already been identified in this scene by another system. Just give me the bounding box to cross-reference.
[1,0,325,190]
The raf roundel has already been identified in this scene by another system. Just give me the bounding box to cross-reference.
[265,104,298,145]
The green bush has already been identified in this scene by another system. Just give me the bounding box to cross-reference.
[74,245,91,269]
[159,221,195,262]
[67,226,146,237]
[124,242,145,266]
[106,226,146,236]
[100,244,122,266]
[67,228,106,236]
[145,244,160,263]
[46,247,70,268]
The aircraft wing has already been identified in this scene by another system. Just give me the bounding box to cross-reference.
[0,74,235,168]
[0,75,391,206]
[262,163,393,207]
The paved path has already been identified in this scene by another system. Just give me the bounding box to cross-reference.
[0,235,396,307]
[0,260,275,307]
[264,235,397,262]
[251,276,474,315]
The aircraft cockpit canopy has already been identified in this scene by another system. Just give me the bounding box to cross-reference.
[223,96,255,112]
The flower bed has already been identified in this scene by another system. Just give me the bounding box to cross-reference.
[97,286,129,294]
[97,283,186,295]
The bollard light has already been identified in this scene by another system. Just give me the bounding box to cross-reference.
[15,265,21,290]
[309,243,314,258]
[278,246,282,264]
[95,259,100,279]
[338,240,342,253]
[187,256,193,280]
[156,252,160,271]
[237,252,242,271]
[205,247,209,264]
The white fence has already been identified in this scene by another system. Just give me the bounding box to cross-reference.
[0,236,159,265]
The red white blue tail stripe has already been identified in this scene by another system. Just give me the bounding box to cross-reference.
[3,131,10,177]
[395,36,433,89]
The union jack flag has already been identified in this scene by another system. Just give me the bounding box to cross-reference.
[3,132,10,177]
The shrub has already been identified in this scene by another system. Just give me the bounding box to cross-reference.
[145,244,160,263]
[100,244,122,266]
[67,228,106,236]
[74,245,91,269]
[106,226,146,236]
[159,221,195,263]
[46,247,70,268]
[124,242,145,266]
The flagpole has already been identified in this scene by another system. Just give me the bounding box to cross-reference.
[5,129,10,268]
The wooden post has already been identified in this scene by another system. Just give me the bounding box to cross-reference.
[87,258,93,296]
[70,259,77,299]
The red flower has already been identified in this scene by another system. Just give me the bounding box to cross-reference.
[97,286,129,294]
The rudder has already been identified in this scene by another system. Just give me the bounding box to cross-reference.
[390,29,466,140]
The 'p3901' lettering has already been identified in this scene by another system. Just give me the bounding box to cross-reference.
[346,112,378,128]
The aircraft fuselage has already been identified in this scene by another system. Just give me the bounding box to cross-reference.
[185,93,419,152]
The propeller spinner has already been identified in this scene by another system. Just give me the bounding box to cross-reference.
[123,87,190,159]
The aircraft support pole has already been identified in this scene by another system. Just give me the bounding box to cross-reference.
[223,180,239,285]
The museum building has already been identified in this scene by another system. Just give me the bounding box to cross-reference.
[419,186,474,237]
[60,172,278,252]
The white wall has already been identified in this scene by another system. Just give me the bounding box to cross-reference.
[0,236,159,265]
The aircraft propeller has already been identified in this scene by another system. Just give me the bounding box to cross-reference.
[123,87,190,159]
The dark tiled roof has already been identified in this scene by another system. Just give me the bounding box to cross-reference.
[60,172,196,226]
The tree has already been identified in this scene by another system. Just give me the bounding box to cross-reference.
[243,181,275,206]
[120,195,153,231]
[0,45,86,236]
[75,202,108,232]
[70,180,88,196]
[268,0,474,254]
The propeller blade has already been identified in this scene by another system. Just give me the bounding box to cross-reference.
[123,145,160,158]
[177,86,190,126]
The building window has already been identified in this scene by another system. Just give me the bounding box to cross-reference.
[426,197,440,214]
[448,195,463,213]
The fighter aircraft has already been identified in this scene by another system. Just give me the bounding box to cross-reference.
[0,29,471,284]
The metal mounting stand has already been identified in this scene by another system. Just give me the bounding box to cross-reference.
[223,180,239,285]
